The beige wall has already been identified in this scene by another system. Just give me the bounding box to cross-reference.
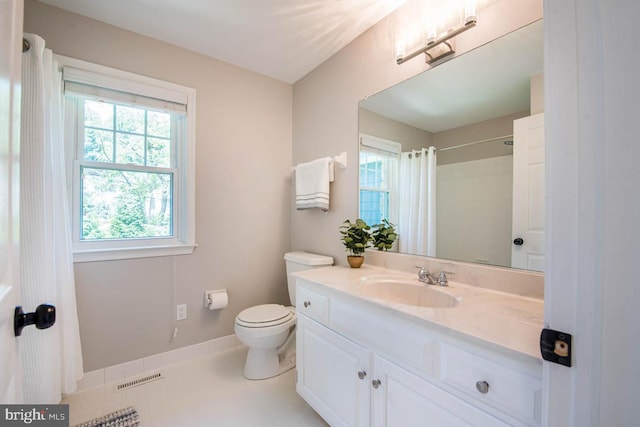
[24,0,293,371]
[530,72,544,114]
[291,0,543,265]
[433,112,528,164]
[358,108,432,151]
[436,155,513,267]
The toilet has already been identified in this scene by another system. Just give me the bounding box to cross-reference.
[234,251,333,380]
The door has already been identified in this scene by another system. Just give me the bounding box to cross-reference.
[0,0,24,404]
[296,315,371,427]
[371,356,509,427]
[511,113,545,271]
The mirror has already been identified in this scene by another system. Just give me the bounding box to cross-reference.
[358,20,544,271]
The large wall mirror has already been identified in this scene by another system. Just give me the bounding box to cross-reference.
[358,20,544,272]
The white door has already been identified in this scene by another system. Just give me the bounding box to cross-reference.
[0,0,24,404]
[511,113,545,272]
[296,315,371,427]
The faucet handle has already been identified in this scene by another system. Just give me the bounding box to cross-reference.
[415,266,430,283]
[415,265,428,274]
[438,271,455,286]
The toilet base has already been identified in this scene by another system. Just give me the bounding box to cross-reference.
[243,347,296,380]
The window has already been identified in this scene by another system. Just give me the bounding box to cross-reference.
[59,57,196,262]
[80,100,175,240]
[359,134,400,226]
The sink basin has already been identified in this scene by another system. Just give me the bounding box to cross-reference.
[358,277,459,308]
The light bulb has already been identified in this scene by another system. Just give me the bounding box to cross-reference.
[396,39,405,61]
[426,25,437,45]
[465,0,477,25]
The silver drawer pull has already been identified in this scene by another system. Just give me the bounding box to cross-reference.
[303,301,311,308]
[358,371,367,380]
[371,379,381,389]
[476,380,490,394]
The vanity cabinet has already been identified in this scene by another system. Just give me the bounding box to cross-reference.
[297,314,371,427]
[296,278,542,427]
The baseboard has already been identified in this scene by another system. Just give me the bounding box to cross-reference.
[72,334,242,393]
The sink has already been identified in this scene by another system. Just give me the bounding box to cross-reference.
[358,277,459,308]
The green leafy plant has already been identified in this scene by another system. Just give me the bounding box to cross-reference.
[371,219,397,251]
[339,219,372,256]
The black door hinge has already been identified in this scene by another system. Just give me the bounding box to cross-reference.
[540,328,572,367]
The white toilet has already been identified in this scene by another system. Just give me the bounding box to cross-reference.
[234,251,333,380]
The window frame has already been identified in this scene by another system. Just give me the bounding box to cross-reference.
[358,134,401,226]
[57,55,197,262]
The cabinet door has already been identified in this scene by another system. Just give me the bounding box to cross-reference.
[297,315,371,427]
[371,356,510,427]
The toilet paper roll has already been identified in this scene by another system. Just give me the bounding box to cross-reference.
[206,289,228,310]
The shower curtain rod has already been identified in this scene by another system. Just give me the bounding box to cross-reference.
[23,38,30,52]
[438,134,513,152]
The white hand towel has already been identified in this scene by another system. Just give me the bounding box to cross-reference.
[295,157,333,211]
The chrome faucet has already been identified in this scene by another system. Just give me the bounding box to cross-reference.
[416,266,455,287]
[416,266,438,285]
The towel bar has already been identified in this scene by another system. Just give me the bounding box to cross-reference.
[292,152,347,171]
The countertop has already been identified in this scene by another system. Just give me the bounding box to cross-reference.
[294,264,544,361]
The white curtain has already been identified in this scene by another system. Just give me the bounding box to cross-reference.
[397,147,437,256]
[20,33,83,403]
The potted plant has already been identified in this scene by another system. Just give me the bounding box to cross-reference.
[339,219,372,268]
[371,219,397,251]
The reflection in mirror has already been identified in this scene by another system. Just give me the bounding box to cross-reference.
[358,20,544,272]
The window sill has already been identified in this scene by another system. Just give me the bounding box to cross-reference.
[73,242,197,263]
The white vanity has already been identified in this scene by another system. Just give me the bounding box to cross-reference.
[294,264,544,427]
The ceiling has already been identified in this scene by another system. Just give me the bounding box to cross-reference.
[360,20,544,133]
[37,0,407,84]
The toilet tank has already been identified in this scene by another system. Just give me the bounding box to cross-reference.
[284,251,333,306]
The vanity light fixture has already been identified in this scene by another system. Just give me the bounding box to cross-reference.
[396,0,477,65]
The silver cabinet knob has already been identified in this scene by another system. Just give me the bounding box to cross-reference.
[358,371,367,380]
[303,301,311,308]
[371,379,381,389]
[476,380,490,394]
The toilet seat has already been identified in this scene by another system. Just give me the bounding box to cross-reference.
[236,304,294,328]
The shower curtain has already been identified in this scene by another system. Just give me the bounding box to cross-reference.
[397,147,437,256]
[20,33,83,403]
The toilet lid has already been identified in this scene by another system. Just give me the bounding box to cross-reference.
[236,304,293,327]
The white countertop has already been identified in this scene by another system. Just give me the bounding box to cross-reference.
[294,264,544,361]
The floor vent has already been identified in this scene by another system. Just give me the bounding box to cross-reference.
[113,372,164,393]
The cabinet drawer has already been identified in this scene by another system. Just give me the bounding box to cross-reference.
[296,283,329,324]
[440,343,542,425]
[330,297,438,378]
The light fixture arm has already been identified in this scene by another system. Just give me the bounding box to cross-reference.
[397,19,477,65]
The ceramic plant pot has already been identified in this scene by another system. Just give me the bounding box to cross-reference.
[347,255,365,268]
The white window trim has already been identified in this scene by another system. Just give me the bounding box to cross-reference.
[358,133,401,225]
[359,133,402,156]
[56,55,197,263]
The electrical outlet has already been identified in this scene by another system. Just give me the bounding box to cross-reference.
[176,304,187,321]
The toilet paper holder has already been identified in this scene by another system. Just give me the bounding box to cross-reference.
[204,289,228,310]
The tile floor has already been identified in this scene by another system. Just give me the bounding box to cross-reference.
[62,346,328,426]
